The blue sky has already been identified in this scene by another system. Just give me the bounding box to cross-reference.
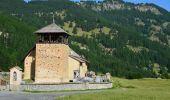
[24,0,170,11]
[70,0,104,2]
[124,0,170,11]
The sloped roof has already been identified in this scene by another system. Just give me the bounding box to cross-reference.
[34,23,67,34]
[69,48,88,63]
[22,46,36,61]
[10,66,22,71]
[70,49,81,58]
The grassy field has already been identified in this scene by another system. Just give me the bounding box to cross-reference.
[57,78,170,100]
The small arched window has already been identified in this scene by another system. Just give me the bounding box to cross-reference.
[13,71,17,81]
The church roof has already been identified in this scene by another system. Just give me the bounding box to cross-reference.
[10,66,22,71]
[69,49,88,63]
[34,23,67,34]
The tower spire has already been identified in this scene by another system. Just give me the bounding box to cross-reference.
[52,14,55,24]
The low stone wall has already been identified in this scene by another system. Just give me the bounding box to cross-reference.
[0,85,9,91]
[16,83,112,91]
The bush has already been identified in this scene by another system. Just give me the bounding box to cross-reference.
[126,72,143,79]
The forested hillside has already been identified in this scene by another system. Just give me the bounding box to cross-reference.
[0,15,35,70]
[0,0,170,78]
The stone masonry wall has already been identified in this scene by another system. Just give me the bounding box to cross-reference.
[24,50,35,80]
[68,57,87,80]
[18,83,112,91]
[35,44,70,83]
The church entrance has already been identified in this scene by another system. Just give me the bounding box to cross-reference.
[74,70,80,79]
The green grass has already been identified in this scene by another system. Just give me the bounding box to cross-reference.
[57,78,170,100]
[23,79,34,83]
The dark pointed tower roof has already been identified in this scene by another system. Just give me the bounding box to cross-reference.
[34,23,68,35]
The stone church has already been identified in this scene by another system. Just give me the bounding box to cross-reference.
[24,22,88,83]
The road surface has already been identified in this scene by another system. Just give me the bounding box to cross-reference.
[0,91,97,100]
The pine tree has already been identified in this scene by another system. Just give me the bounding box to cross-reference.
[73,26,78,34]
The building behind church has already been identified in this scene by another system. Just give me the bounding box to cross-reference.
[24,22,88,83]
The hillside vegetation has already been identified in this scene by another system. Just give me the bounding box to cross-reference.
[0,14,35,70]
[0,0,170,78]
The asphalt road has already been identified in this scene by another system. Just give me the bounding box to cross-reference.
[0,91,96,100]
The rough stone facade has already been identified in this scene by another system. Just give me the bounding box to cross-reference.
[68,57,87,80]
[24,50,35,80]
[0,79,6,86]
[35,44,70,83]
[18,83,112,91]
[0,72,9,86]
[24,44,88,83]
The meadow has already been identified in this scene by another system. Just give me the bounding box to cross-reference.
[57,78,170,100]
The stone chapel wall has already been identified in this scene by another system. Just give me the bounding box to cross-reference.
[35,44,70,83]
[68,57,88,80]
[24,50,35,80]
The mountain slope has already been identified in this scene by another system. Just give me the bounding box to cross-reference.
[0,0,170,78]
[0,14,36,70]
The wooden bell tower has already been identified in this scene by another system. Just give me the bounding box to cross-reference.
[34,22,71,83]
